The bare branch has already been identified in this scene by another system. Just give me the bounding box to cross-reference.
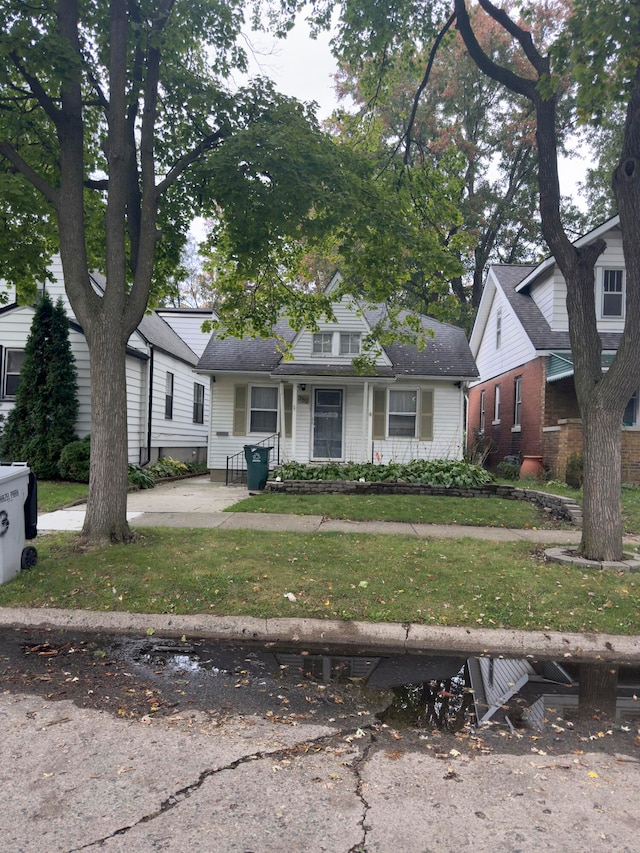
[453,0,537,100]
[477,0,549,75]
[403,11,456,165]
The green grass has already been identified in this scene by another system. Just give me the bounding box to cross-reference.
[37,481,89,513]
[226,492,567,529]
[2,528,638,634]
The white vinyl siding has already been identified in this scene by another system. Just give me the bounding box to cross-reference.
[156,310,213,357]
[290,296,392,368]
[473,288,536,385]
[207,377,465,472]
[530,273,555,325]
[0,260,208,464]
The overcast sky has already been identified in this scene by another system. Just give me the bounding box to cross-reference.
[241,15,341,120]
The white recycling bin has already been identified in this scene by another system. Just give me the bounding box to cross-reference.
[0,463,33,584]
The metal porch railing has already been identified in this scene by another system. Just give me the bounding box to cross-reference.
[225,433,280,486]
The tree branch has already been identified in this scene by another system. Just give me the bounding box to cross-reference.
[453,0,537,100]
[0,141,60,207]
[477,0,549,75]
[154,127,226,198]
[9,50,61,126]
[403,11,456,165]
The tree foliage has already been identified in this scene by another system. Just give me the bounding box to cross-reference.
[1,294,78,478]
[449,0,640,561]
[0,0,362,542]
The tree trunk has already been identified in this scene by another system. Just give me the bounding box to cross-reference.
[580,406,624,561]
[577,663,618,721]
[81,320,131,544]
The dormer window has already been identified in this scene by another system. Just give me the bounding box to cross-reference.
[340,333,360,355]
[312,333,333,355]
[602,269,624,318]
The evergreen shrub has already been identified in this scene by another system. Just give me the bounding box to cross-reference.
[58,436,91,483]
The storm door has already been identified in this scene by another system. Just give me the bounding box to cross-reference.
[312,389,343,459]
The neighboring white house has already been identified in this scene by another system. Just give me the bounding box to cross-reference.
[0,257,211,465]
[466,215,640,481]
[196,275,478,479]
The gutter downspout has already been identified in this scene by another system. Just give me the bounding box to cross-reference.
[142,347,154,466]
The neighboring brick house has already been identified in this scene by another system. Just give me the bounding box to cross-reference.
[196,273,479,480]
[468,215,640,482]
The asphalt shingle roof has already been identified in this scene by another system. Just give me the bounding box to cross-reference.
[492,264,623,352]
[197,305,478,379]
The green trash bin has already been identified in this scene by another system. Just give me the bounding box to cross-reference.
[244,445,273,491]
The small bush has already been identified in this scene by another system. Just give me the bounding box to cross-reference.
[58,435,91,483]
[128,463,156,489]
[496,456,521,480]
[565,452,584,488]
[147,457,191,479]
[273,459,493,489]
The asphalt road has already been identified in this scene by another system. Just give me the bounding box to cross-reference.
[1,625,639,853]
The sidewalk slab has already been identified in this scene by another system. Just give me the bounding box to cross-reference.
[131,511,229,529]
[215,512,324,533]
[319,519,416,536]
[38,510,143,532]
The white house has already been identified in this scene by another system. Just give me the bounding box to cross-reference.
[0,257,211,465]
[467,215,640,481]
[196,276,478,480]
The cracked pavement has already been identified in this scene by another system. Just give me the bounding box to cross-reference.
[1,627,640,852]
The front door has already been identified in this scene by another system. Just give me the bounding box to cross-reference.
[313,389,343,459]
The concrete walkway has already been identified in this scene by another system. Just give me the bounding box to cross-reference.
[36,475,585,544]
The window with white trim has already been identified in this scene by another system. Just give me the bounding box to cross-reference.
[312,332,333,355]
[388,389,417,437]
[493,384,501,422]
[193,382,205,424]
[339,332,360,355]
[165,372,174,420]
[602,268,624,318]
[496,309,502,349]
[249,386,278,433]
[3,349,25,398]
[514,376,522,426]
[479,390,486,433]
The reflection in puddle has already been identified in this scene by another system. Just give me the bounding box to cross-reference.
[123,639,640,731]
[377,666,475,732]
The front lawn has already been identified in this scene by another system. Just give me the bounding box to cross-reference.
[1,528,638,634]
[226,492,568,528]
[37,481,89,513]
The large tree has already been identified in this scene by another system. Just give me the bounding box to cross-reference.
[451,0,640,561]
[0,0,352,543]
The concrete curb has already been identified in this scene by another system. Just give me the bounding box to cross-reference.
[1,607,638,664]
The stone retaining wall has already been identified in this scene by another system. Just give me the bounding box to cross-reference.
[265,479,583,526]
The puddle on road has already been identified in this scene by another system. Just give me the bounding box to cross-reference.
[114,638,640,731]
